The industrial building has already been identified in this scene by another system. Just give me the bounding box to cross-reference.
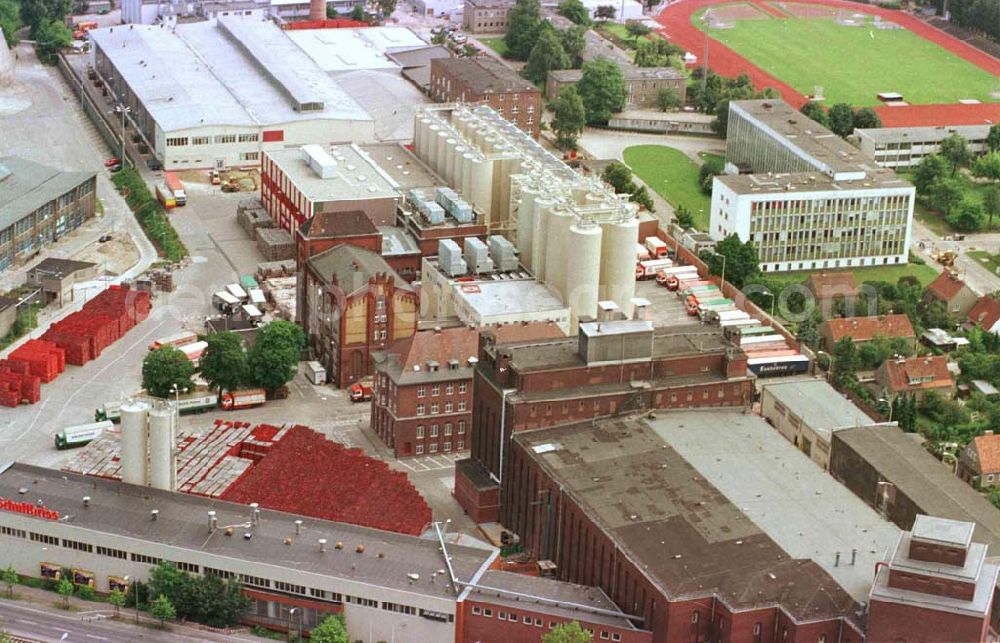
[463,0,511,33]
[856,123,995,169]
[430,58,542,137]
[295,210,422,282]
[500,411,907,642]
[455,318,755,523]
[711,100,914,273]
[0,156,97,272]
[759,379,883,470]
[89,19,375,171]
[413,105,641,329]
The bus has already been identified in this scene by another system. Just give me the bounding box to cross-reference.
[55,420,113,449]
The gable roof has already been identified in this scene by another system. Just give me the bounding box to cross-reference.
[968,296,1000,330]
[926,271,971,303]
[823,314,915,343]
[876,355,953,394]
[803,272,859,299]
[307,244,411,295]
[0,156,95,231]
[299,210,379,239]
[970,434,1000,475]
[379,326,479,384]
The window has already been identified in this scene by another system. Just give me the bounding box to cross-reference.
[166,137,188,147]
[191,136,211,145]
[175,561,199,574]
[382,601,416,615]
[431,385,440,396]
[499,612,506,620]
[459,383,467,394]
[458,400,466,411]
[601,633,610,640]
[484,609,493,618]
[0,526,26,539]
[445,402,453,413]
[431,403,439,414]
[612,634,621,642]
[430,424,439,437]
[458,421,466,434]
[457,440,464,450]
[417,386,426,398]
[203,567,234,579]
[132,553,162,565]
[241,573,270,588]
[238,133,259,142]
[444,441,451,452]
[444,423,452,436]
[416,444,424,454]
[446,384,454,395]
[241,151,260,161]
[472,606,482,616]
[29,533,58,545]
[62,538,93,553]
[215,134,237,144]
[429,443,438,453]
[523,616,531,625]
[691,612,699,623]
[416,425,425,438]
[535,618,543,627]
[310,588,328,599]
[417,404,425,416]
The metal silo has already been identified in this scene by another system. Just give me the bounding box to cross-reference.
[120,399,150,486]
[568,222,603,332]
[147,402,177,491]
[600,214,639,313]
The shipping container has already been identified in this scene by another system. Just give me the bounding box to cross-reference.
[248,288,266,306]
[155,183,176,209]
[212,290,240,313]
[304,361,326,385]
[55,420,113,450]
[164,172,186,205]
[148,331,198,351]
[747,354,810,377]
[179,340,208,367]
[712,310,751,324]
[240,274,259,290]
[636,258,673,279]
[226,284,249,303]
[720,318,761,330]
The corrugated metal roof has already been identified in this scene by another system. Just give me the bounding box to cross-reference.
[0,156,95,231]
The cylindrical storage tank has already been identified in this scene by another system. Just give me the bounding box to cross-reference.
[516,184,540,266]
[469,157,494,220]
[482,135,497,155]
[459,152,476,200]
[572,186,589,206]
[444,138,458,185]
[425,124,441,167]
[147,403,176,491]
[600,215,639,311]
[415,116,431,160]
[454,146,468,191]
[119,400,149,486]
[546,207,575,299]
[531,198,555,281]
[567,223,603,332]
[435,131,449,175]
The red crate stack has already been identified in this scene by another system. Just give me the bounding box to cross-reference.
[40,286,152,367]
[0,365,41,406]
[9,339,65,383]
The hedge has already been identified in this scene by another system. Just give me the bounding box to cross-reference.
[111,168,188,262]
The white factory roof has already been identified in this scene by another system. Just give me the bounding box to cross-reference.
[648,410,902,603]
[286,27,427,72]
[762,379,879,442]
[266,144,399,202]
[89,18,370,133]
[453,280,566,317]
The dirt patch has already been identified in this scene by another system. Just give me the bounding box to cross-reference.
[73,232,140,276]
[703,2,770,24]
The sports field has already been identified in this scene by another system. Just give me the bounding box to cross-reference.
[698,10,999,106]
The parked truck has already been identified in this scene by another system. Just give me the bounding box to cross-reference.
[55,420,112,449]
[226,284,249,303]
[644,236,668,258]
[155,183,176,209]
[164,172,187,206]
[636,258,673,280]
[148,331,198,352]
[221,388,267,410]
[349,378,373,402]
[636,244,651,263]
[656,265,699,289]
[212,290,240,313]
[94,389,223,422]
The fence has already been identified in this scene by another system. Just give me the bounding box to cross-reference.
[55,54,122,165]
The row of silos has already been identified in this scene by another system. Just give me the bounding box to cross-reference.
[120,399,177,491]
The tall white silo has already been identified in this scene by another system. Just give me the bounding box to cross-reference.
[531,197,555,281]
[415,115,431,160]
[568,222,603,331]
[546,207,575,300]
[469,157,494,222]
[516,183,540,266]
[600,215,639,312]
[435,132,450,175]
[147,402,176,492]
[425,124,441,167]
[120,400,150,486]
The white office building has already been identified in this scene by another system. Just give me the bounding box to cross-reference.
[856,123,994,170]
[89,18,375,170]
[710,100,914,273]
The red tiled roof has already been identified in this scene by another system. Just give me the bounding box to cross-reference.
[968,296,1000,330]
[876,355,953,394]
[926,271,969,303]
[971,434,1000,476]
[804,272,859,299]
[222,426,432,536]
[874,103,1000,128]
[389,326,480,374]
[823,314,915,343]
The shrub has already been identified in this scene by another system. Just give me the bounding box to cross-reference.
[111,167,188,262]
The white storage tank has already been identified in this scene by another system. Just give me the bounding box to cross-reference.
[469,157,494,221]
[120,400,150,486]
[425,124,441,167]
[147,402,176,491]
[435,131,449,175]
[568,223,603,331]
[515,184,539,262]
[460,152,476,200]
[600,215,639,313]
[531,198,556,281]
[545,207,575,300]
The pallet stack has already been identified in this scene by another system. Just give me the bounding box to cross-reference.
[0,360,42,407]
[8,340,66,383]
[41,285,151,366]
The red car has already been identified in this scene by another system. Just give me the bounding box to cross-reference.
[104,157,121,167]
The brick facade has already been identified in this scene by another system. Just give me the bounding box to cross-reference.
[462,0,512,33]
[430,58,542,138]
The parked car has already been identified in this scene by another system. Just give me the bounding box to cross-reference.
[104,157,121,167]
[108,163,123,173]
[98,234,113,243]
[451,33,467,44]
[146,158,161,171]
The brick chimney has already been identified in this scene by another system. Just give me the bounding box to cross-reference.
[309,0,326,21]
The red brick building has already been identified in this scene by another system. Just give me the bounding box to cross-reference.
[867,515,1000,642]
[296,210,421,282]
[371,326,479,458]
[299,244,417,387]
[454,319,754,523]
[874,355,955,401]
[818,314,916,350]
[925,271,979,318]
[429,57,542,138]
[959,432,1000,489]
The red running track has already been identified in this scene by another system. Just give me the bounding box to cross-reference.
[655,0,1000,117]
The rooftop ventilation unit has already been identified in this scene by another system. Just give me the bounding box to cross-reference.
[487,235,519,272]
[463,237,494,274]
[438,239,467,277]
[301,145,338,179]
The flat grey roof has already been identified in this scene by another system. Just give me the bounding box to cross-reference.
[716,169,913,195]
[762,379,878,441]
[267,144,398,203]
[856,123,992,143]
[89,19,370,133]
[647,410,901,603]
[0,157,95,231]
[912,514,975,549]
[359,143,442,191]
[453,280,566,317]
[514,416,867,624]
[378,226,421,256]
[0,462,491,600]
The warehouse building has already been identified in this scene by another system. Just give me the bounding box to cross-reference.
[89,18,374,171]
[711,100,914,273]
[463,0,511,33]
[856,123,994,170]
[0,157,97,272]
[430,58,542,137]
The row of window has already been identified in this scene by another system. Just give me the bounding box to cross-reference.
[417,382,467,397]
[166,133,260,147]
[416,400,467,415]
[414,439,464,455]
[470,606,623,641]
[415,421,466,438]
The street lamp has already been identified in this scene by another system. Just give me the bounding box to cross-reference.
[760,290,776,318]
[287,607,302,642]
[878,397,894,423]
[124,575,140,623]
[715,252,727,286]
[114,104,131,166]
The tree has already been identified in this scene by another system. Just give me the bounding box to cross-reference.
[0,0,20,48]
[710,99,729,137]
[700,233,759,288]
[150,595,176,627]
[930,177,964,214]
[431,30,447,45]
[656,87,682,111]
[56,579,73,607]
[576,57,626,125]
[504,0,542,60]
[349,3,365,20]
[832,336,861,382]
[108,588,126,616]
[558,24,587,63]
[462,43,479,57]
[947,200,985,233]
[522,27,569,85]
[827,103,855,138]
[199,332,248,395]
[940,134,971,174]
[634,38,684,68]
[984,185,1000,227]
[247,321,304,393]
[543,621,593,643]
[593,4,615,21]
[913,154,950,194]
[142,346,195,399]
[375,0,396,16]
[556,0,590,25]
[989,487,1000,509]
[19,0,71,36]
[800,102,828,128]
[601,161,634,194]
[311,614,349,643]
[852,107,881,130]
[988,124,1000,153]
[35,18,71,65]
[973,152,1000,182]
[1,566,16,598]
[699,156,724,195]
[550,85,586,151]
[625,19,651,43]
[675,206,694,229]
[326,5,339,18]
[630,185,654,212]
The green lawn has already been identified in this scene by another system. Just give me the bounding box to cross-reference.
[760,261,940,290]
[596,22,661,50]
[479,37,509,58]
[968,250,1000,276]
[697,13,999,105]
[623,145,712,230]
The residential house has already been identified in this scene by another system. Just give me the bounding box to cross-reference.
[818,314,916,350]
[25,258,99,307]
[874,355,955,401]
[959,432,1000,489]
[924,271,978,318]
[967,295,1000,334]
[804,272,860,310]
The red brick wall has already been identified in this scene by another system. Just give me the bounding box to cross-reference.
[888,567,976,601]
[868,597,990,643]
[907,540,968,568]
[454,460,500,523]
[458,599,653,643]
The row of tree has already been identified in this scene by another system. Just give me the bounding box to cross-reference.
[932,0,1000,41]
[141,321,304,398]
[601,161,654,212]
[799,102,881,138]
[686,72,780,136]
[549,58,628,149]
[3,0,75,62]
[912,130,1000,232]
[147,562,249,628]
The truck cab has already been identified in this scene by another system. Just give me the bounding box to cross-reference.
[349,379,373,402]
